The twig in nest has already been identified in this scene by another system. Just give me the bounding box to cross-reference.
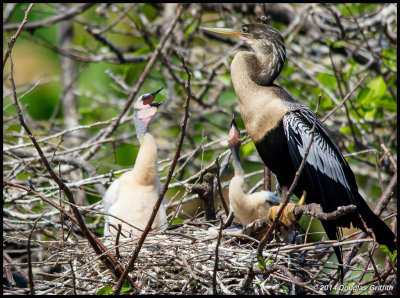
[212,217,223,294]
[115,224,122,259]
[69,260,77,295]
[28,216,42,295]
[188,172,216,221]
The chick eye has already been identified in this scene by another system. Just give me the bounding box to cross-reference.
[241,25,248,33]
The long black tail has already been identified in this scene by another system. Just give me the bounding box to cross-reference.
[322,222,344,282]
[355,193,396,252]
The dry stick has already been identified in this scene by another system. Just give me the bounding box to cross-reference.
[212,217,224,295]
[321,73,368,123]
[81,3,185,161]
[6,54,140,290]
[86,26,125,63]
[374,153,384,192]
[3,3,95,31]
[3,257,16,287]
[115,224,122,259]
[59,163,65,248]
[380,143,397,170]
[3,251,29,285]
[215,157,229,216]
[264,165,271,191]
[257,95,321,263]
[27,216,41,295]
[3,3,34,67]
[69,260,78,295]
[113,51,192,295]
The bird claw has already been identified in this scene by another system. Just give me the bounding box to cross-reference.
[267,191,306,229]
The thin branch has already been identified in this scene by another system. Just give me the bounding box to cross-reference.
[215,157,229,216]
[321,73,368,123]
[28,216,41,295]
[212,217,223,295]
[264,165,272,191]
[3,3,35,67]
[115,224,122,259]
[3,3,96,31]
[380,143,397,170]
[69,260,78,295]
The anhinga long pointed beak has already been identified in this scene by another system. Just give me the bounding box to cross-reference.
[201,27,242,36]
[201,26,249,42]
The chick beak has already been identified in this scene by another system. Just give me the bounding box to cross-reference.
[228,118,241,146]
[142,87,164,105]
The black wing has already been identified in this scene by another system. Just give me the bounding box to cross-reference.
[282,106,363,230]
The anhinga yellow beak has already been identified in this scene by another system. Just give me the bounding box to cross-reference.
[201,26,250,43]
[201,27,242,36]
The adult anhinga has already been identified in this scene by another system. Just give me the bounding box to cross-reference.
[103,88,168,237]
[202,23,396,276]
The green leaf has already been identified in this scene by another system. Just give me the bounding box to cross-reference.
[121,279,131,293]
[170,217,183,226]
[379,244,391,256]
[380,245,397,263]
[266,258,275,265]
[392,250,397,263]
[96,286,114,295]
[184,23,197,39]
[240,141,255,157]
[258,256,265,270]
[368,76,386,100]
[138,4,157,21]
[133,46,152,55]
[316,73,337,92]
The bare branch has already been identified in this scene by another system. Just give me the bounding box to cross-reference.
[3,3,34,67]
[3,3,96,31]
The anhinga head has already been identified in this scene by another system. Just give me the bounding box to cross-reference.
[228,117,241,162]
[133,87,164,138]
[201,23,286,85]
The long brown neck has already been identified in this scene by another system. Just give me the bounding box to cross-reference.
[230,51,290,143]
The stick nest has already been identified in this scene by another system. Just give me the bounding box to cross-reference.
[31,221,353,295]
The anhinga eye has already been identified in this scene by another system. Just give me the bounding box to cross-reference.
[241,25,249,34]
